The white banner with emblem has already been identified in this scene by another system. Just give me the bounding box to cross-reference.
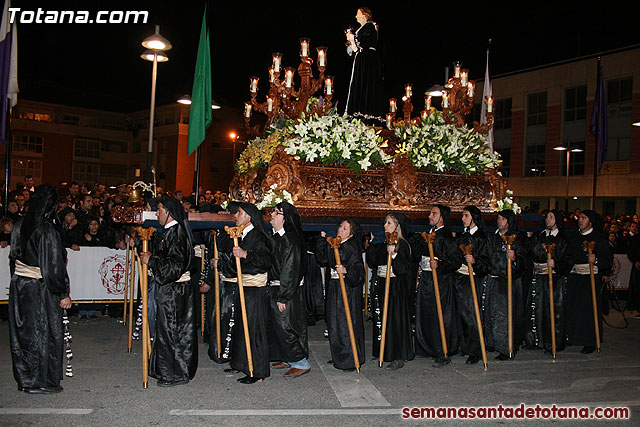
[1,246,138,301]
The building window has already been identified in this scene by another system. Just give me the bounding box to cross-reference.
[13,134,43,155]
[564,85,587,122]
[495,147,510,177]
[606,76,632,116]
[525,144,545,176]
[74,138,101,159]
[559,147,585,176]
[131,142,141,153]
[12,158,42,178]
[494,98,512,129]
[605,137,631,162]
[101,141,125,153]
[17,112,53,122]
[73,163,100,182]
[527,92,547,126]
[63,114,80,126]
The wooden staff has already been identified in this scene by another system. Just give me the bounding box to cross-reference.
[213,230,221,358]
[135,251,152,357]
[134,226,154,389]
[200,244,206,336]
[421,232,448,358]
[378,232,398,367]
[542,243,557,359]
[364,262,369,318]
[501,234,517,358]
[460,243,488,370]
[123,240,130,326]
[225,225,253,377]
[127,240,136,353]
[584,241,601,352]
[327,236,361,373]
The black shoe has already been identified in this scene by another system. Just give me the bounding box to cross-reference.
[43,385,63,393]
[157,379,189,387]
[465,355,481,365]
[581,346,596,354]
[495,353,510,361]
[22,387,49,394]
[327,360,333,364]
[237,375,263,384]
[385,360,405,370]
[432,358,451,368]
[223,368,241,374]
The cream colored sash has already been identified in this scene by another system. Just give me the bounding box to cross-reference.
[221,272,268,287]
[15,260,43,279]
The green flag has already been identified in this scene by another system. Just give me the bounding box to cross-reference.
[187,6,212,155]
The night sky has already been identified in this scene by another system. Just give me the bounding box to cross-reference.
[11,0,640,113]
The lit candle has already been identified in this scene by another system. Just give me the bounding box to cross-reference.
[300,38,310,58]
[405,84,412,99]
[460,70,468,86]
[421,110,428,120]
[244,102,252,118]
[267,97,273,112]
[272,52,282,73]
[467,82,474,97]
[487,96,493,113]
[317,47,327,67]
[443,92,449,109]
[389,98,397,113]
[425,96,432,110]
[386,113,393,129]
[269,67,276,83]
[324,76,333,95]
[285,67,294,88]
[250,77,259,94]
[453,61,461,78]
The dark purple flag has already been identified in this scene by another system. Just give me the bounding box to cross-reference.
[589,61,608,173]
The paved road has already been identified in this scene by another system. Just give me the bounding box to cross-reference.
[1,311,638,426]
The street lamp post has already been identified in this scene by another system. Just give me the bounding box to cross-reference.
[141,25,172,183]
[554,143,584,212]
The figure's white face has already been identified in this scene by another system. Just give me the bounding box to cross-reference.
[355,9,367,25]
[337,221,352,241]
[429,207,443,227]
[384,216,398,234]
[462,210,474,229]
[545,212,557,230]
[270,207,285,231]
[497,215,509,234]
[235,208,251,227]
[578,213,591,233]
[156,203,170,226]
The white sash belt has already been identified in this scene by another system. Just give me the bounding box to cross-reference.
[176,271,191,283]
[456,264,470,276]
[221,272,268,287]
[15,260,42,279]
[571,263,597,275]
[377,264,396,278]
[533,262,556,275]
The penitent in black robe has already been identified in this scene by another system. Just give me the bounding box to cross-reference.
[454,228,490,358]
[565,230,612,347]
[415,227,463,359]
[626,234,640,311]
[481,232,526,357]
[345,21,384,117]
[367,239,415,362]
[315,236,365,370]
[148,223,197,383]
[267,230,308,363]
[219,228,272,379]
[9,219,69,390]
[203,230,237,363]
[524,229,572,352]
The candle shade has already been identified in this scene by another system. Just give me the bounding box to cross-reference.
[487,96,493,113]
[267,97,273,112]
[244,102,252,118]
[272,52,282,73]
[405,84,413,99]
[460,70,469,86]
[425,96,432,110]
[250,77,259,94]
[467,82,474,98]
[285,67,295,88]
[443,92,449,109]
[453,61,461,78]
[389,98,397,113]
[300,38,310,58]
[325,76,334,95]
[317,47,327,67]
[386,113,393,129]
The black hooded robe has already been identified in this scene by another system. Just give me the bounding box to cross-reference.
[524,229,572,352]
[9,185,70,390]
[315,236,366,370]
[415,227,464,359]
[147,204,197,384]
[345,21,384,117]
[367,239,415,362]
[268,229,308,363]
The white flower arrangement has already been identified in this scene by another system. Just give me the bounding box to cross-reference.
[394,112,501,175]
[496,190,522,214]
[282,112,390,172]
[256,184,294,210]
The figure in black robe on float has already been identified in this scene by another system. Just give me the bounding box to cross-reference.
[9,185,72,394]
[315,219,365,371]
[344,7,384,117]
[215,202,272,384]
[203,201,242,363]
[524,210,572,354]
[366,213,415,370]
[267,202,310,378]
[626,229,640,316]
[454,206,490,365]
[565,210,612,354]
[140,196,197,387]
[415,205,464,367]
[481,209,526,360]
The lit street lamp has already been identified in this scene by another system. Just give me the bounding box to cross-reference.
[554,143,584,212]
[141,25,171,183]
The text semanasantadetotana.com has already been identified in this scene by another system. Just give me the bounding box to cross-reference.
[401,404,630,420]
[8,8,148,24]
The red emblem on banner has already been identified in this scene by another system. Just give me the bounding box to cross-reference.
[98,255,127,295]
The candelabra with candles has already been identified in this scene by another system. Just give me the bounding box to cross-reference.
[386,61,494,136]
[245,38,334,136]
